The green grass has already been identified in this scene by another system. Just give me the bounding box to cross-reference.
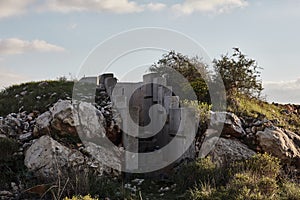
[228,94,300,133]
[188,154,300,200]
[0,80,74,116]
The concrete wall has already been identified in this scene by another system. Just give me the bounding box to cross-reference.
[98,73,196,172]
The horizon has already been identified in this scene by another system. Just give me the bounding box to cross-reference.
[0,0,299,104]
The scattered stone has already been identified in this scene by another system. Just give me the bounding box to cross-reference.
[208,137,256,166]
[20,91,27,96]
[210,112,246,138]
[50,100,79,136]
[33,111,52,136]
[76,102,106,139]
[38,81,48,87]
[18,132,33,142]
[84,141,122,173]
[24,135,85,179]
[256,127,300,164]
[0,191,13,199]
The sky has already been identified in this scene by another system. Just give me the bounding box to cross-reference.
[0,0,299,104]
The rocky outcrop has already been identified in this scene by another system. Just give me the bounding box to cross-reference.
[50,100,79,136]
[24,135,85,178]
[33,111,52,136]
[24,135,120,179]
[0,112,37,138]
[208,138,256,166]
[76,102,106,140]
[256,127,300,163]
[210,112,246,138]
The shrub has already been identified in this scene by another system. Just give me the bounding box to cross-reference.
[280,182,300,200]
[213,48,263,98]
[181,100,212,134]
[225,172,278,200]
[246,153,281,179]
[149,51,211,102]
[174,157,222,191]
[188,183,218,200]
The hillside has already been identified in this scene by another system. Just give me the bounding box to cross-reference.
[1,80,299,134]
[0,80,74,117]
[0,80,300,200]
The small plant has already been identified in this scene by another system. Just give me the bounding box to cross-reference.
[245,153,281,179]
[181,100,212,135]
[174,157,222,191]
[280,182,300,200]
[227,172,278,199]
[188,183,216,200]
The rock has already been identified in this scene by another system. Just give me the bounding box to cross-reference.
[85,141,122,173]
[33,111,52,136]
[50,100,79,136]
[208,137,256,166]
[10,182,18,193]
[18,132,33,142]
[76,102,106,140]
[256,127,300,164]
[210,112,246,138]
[0,191,13,198]
[38,81,48,87]
[0,134,6,138]
[24,135,85,179]
[20,91,27,96]
[6,115,21,127]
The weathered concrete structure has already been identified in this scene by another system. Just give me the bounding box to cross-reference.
[79,73,196,172]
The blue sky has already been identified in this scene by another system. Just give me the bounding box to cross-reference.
[0,0,299,104]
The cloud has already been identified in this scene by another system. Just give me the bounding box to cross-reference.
[0,0,247,17]
[0,38,65,55]
[0,0,35,19]
[171,0,248,15]
[42,0,144,14]
[0,67,30,89]
[263,78,300,104]
[146,3,166,11]
[41,0,167,14]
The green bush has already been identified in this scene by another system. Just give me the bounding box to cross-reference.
[280,182,300,200]
[181,100,212,134]
[188,154,283,200]
[226,172,278,200]
[174,157,222,191]
[188,183,218,200]
[246,153,281,179]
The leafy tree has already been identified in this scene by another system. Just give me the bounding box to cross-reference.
[213,48,263,98]
[149,51,210,102]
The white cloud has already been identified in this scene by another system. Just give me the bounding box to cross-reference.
[41,0,167,14]
[0,0,35,19]
[172,0,248,15]
[0,38,65,55]
[263,78,300,104]
[146,3,166,11]
[0,67,30,89]
[42,0,144,14]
